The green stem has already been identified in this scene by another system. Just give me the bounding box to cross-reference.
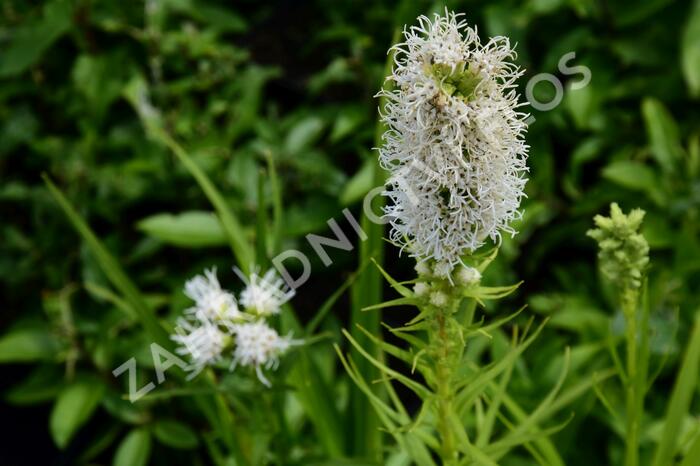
[427,290,466,466]
[435,312,458,465]
[624,291,640,466]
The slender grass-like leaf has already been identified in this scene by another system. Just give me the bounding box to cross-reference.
[306,264,365,335]
[149,126,254,274]
[652,311,700,466]
[43,175,170,348]
[679,431,700,466]
[348,27,402,458]
[343,329,431,399]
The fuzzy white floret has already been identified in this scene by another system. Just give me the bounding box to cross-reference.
[237,268,295,316]
[230,321,296,386]
[457,266,482,286]
[184,268,241,321]
[171,316,227,371]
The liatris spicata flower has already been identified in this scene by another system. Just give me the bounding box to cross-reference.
[172,315,229,376]
[237,268,295,316]
[230,321,296,387]
[172,267,298,385]
[183,268,241,322]
[378,10,529,273]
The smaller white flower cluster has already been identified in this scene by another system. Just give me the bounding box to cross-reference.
[171,267,297,386]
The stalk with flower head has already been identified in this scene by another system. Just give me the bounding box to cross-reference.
[337,11,586,465]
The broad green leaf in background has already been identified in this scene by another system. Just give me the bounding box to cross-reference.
[50,380,105,449]
[285,117,325,156]
[340,159,374,206]
[0,0,73,77]
[682,0,700,96]
[641,98,684,173]
[137,211,228,248]
[153,419,199,450]
[602,160,657,191]
[5,366,64,405]
[0,327,60,363]
[113,428,152,466]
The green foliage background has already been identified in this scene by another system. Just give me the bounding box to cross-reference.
[1,0,699,465]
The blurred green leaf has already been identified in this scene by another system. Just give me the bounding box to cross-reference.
[113,428,151,466]
[137,211,227,247]
[0,0,72,77]
[0,328,60,363]
[340,159,374,206]
[602,160,663,204]
[285,117,325,155]
[682,0,700,96]
[44,176,172,349]
[5,365,64,404]
[50,380,105,449]
[642,98,684,172]
[153,419,199,449]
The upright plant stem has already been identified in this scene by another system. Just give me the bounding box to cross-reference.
[624,291,640,466]
[427,290,465,466]
[435,311,457,465]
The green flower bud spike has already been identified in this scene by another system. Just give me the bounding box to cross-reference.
[587,202,649,310]
[588,202,650,466]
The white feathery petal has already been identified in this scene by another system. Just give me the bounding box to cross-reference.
[378,10,529,274]
[237,268,295,316]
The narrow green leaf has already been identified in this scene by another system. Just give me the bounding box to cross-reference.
[43,176,171,349]
[151,129,255,273]
[343,329,431,399]
[652,311,700,466]
[306,265,363,335]
[263,149,283,254]
[362,297,417,312]
[283,311,345,457]
[682,0,700,96]
[370,258,413,298]
[347,23,408,457]
[680,431,700,466]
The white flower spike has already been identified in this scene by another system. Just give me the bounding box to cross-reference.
[378,10,529,273]
[230,321,296,386]
[237,268,295,316]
